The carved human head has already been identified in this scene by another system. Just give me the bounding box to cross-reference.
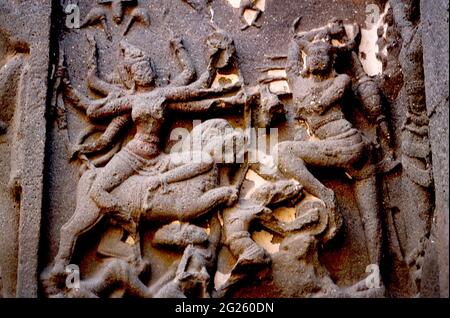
[303,41,334,76]
[296,18,355,77]
[118,41,156,89]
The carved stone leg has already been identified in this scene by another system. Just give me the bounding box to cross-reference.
[53,210,103,276]
[90,150,139,222]
[70,259,151,298]
[175,186,238,221]
[276,141,337,214]
[52,171,103,275]
[354,175,382,267]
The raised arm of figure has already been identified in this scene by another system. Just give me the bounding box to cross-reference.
[86,33,118,96]
[286,39,303,80]
[61,78,103,113]
[72,114,131,157]
[168,90,247,113]
[258,208,320,235]
[168,37,197,87]
[164,77,241,103]
[88,72,119,97]
[317,74,351,110]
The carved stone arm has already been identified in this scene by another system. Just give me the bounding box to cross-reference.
[257,208,320,235]
[168,37,197,87]
[297,74,351,115]
[167,90,247,113]
[88,72,119,96]
[62,81,102,113]
[164,79,241,103]
[333,23,361,54]
[86,95,133,119]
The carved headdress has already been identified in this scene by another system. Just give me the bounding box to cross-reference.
[118,40,155,88]
[292,19,360,77]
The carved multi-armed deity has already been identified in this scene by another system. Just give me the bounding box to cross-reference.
[42,12,385,297]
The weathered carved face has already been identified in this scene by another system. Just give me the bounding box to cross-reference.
[118,40,155,88]
[130,59,155,87]
[305,42,333,75]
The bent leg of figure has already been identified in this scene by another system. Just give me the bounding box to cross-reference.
[164,151,214,183]
[228,232,269,268]
[120,261,152,298]
[354,175,382,267]
[172,187,238,222]
[79,259,150,298]
[53,172,104,274]
[54,214,103,273]
[90,151,137,221]
[276,141,337,211]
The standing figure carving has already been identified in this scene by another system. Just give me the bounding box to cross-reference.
[276,20,383,269]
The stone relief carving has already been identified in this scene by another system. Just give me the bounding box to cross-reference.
[0,0,444,299]
[390,0,434,295]
[43,11,385,297]
[80,0,151,38]
[1,17,32,297]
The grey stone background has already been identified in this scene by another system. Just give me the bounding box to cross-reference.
[0,0,448,298]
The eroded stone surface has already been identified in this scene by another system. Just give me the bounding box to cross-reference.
[0,0,448,298]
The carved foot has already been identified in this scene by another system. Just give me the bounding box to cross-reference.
[236,244,270,269]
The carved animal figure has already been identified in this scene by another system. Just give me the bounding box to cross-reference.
[49,119,242,278]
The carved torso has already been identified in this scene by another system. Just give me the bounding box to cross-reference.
[291,74,352,139]
[128,92,167,160]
